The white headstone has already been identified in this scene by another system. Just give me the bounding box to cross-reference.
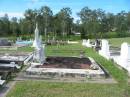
[118,42,130,69]
[33,24,45,64]
[86,39,92,47]
[33,23,40,49]
[82,39,87,46]
[120,43,130,60]
[99,39,110,59]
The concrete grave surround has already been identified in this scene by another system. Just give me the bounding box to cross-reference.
[26,57,105,79]
[99,39,110,59]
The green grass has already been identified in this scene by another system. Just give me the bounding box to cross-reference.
[0,46,34,53]
[108,37,130,47]
[7,41,130,97]
[7,81,126,97]
[17,46,34,52]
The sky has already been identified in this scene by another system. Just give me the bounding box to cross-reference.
[0,0,130,21]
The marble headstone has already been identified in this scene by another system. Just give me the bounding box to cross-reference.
[86,39,92,47]
[33,23,40,49]
[99,39,110,59]
[33,24,45,64]
[117,42,130,69]
[82,39,87,46]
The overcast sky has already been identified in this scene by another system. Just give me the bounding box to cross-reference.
[0,0,129,21]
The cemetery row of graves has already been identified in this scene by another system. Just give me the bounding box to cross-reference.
[5,38,130,97]
[82,39,130,74]
[0,25,129,97]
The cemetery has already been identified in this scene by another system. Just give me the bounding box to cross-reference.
[96,39,130,74]
[0,23,129,97]
[24,24,106,80]
[0,1,130,97]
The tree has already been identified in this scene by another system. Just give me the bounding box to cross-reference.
[24,9,37,37]
[0,14,10,36]
[78,7,102,38]
[39,6,53,40]
[10,17,19,36]
[127,12,130,32]
[56,7,73,38]
[115,11,128,36]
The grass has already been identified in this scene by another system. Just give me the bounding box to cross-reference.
[7,41,130,97]
[0,46,34,53]
[108,37,130,47]
[17,46,34,52]
[7,81,126,97]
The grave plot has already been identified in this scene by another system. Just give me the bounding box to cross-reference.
[0,52,33,87]
[26,56,106,80]
[24,24,109,81]
[0,52,33,73]
[0,52,33,64]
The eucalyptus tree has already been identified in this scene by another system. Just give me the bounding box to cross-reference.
[39,6,53,40]
[0,14,10,36]
[10,17,20,36]
[56,7,73,38]
[127,12,130,32]
[78,7,97,38]
[115,11,128,36]
[24,9,37,37]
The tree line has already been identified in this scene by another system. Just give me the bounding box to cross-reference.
[0,6,130,40]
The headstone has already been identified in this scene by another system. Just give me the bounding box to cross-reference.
[99,39,110,59]
[117,42,130,69]
[82,39,87,46]
[33,23,40,49]
[95,39,101,50]
[33,24,45,64]
[120,43,130,60]
[86,39,92,47]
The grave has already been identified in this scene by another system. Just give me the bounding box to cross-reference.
[16,40,33,46]
[93,39,101,51]
[99,39,110,59]
[82,39,92,47]
[32,23,45,64]
[0,52,33,70]
[112,42,130,73]
[26,56,106,79]
[82,39,87,46]
[26,24,107,80]
[0,38,11,46]
[86,39,92,47]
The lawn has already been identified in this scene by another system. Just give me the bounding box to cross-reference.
[108,37,130,47]
[6,40,130,97]
[7,81,126,97]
